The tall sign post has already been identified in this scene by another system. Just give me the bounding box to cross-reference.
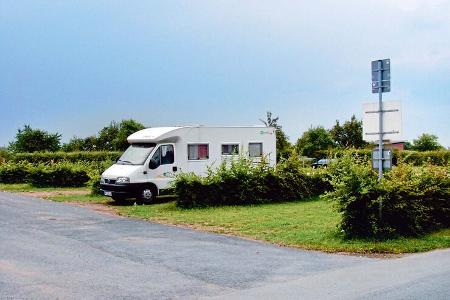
[371,59,391,179]
[369,58,391,221]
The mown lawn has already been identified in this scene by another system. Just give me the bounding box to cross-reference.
[113,198,450,254]
[2,184,449,254]
[0,183,88,193]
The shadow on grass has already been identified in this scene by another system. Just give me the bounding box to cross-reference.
[107,195,178,207]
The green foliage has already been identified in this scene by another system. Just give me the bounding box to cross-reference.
[0,148,10,164]
[0,158,112,187]
[8,125,61,153]
[316,149,450,167]
[174,156,331,208]
[89,174,102,196]
[114,119,145,151]
[95,119,145,151]
[0,162,32,183]
[259,111,293,162]
[27,164,90,187]
[411,133,443,151]
[60,119,145,152]
[296,126,334,158]
[97,121,120,151]
[329,115,367,148]
[8,151,121,164]
[61,136,98,151]
[401,150,450,166]
[326,154,450,238]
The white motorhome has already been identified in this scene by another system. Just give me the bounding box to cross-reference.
[100,126,276,203]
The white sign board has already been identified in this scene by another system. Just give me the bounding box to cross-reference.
[362,100,402,142]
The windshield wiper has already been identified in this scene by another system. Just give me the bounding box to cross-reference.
[117,159,133,164]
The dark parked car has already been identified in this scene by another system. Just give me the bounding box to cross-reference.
[312,158,334,169]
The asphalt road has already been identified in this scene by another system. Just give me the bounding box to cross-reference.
[0,192,449,300]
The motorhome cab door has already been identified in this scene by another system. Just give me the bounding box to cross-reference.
[147,144,177,190]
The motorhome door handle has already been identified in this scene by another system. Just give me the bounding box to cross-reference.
[172,166,178,172]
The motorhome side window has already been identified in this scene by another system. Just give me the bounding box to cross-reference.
[248,143,263,157]
[151,145,174,168]
[188,144,209,160]
[221,144,239,155]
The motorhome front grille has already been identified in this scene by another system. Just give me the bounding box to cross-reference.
[104,179,116,184]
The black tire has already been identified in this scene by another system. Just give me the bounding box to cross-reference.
[137,185,157,204]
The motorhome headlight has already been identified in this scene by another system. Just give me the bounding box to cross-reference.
[116,177,130,184]
[100,177,105,184]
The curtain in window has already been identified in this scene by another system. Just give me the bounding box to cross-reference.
[198,144,208,159]
[188,145,198,160]
[249,143,262,157]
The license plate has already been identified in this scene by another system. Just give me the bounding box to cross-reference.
[104,191,112,197]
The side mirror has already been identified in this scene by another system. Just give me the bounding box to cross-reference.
[149,159,159,170]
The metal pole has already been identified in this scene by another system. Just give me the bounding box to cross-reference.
[378,60,383,180]
[378,60,383,221]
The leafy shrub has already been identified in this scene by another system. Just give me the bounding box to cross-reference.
[316,149,449,166]
[89,174,102,195]
[400,150,450,166]
[174,156,331,208]
[0,162,32,183]
[0,161,95,187]
[326,154,450,238]
[8,151,121,164]
[0,148,11,164]
[27,164,90,187]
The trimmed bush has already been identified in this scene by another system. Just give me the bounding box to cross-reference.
[0,161,97,187]
[326,154,450,238]
[316,149,450,166]
[26,164,90,187]
[8,151,121,164]
[174,156,331,208]
[0,162,32,183]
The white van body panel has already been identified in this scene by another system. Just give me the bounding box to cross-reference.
[102,126,276,193]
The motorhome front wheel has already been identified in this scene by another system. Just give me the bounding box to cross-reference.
[139,187,154,203]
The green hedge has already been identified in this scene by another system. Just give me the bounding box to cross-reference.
[316,149,450,166]
[326,154,450,238]
[0,161,97,187]
[174,156,331,208]
[27,164,90,187]
[8,151,121,164]
[0,162,31,184]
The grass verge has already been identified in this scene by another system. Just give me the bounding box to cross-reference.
[0,183,88,193]
[2,184,449,254]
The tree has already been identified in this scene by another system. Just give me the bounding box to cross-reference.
[330,115,367,148]
[62,136,98,151]
[113,119,146,151]
[260,112,292,161]
[61,119,146,152]
[411,134,443,151]
[61,137,85,152]
[296,126,334,158]
[8,125,61,152]
[97,121,119,151]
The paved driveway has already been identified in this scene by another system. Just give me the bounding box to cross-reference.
[0,192,449,299]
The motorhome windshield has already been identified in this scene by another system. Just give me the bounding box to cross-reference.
[117,143,156,165]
